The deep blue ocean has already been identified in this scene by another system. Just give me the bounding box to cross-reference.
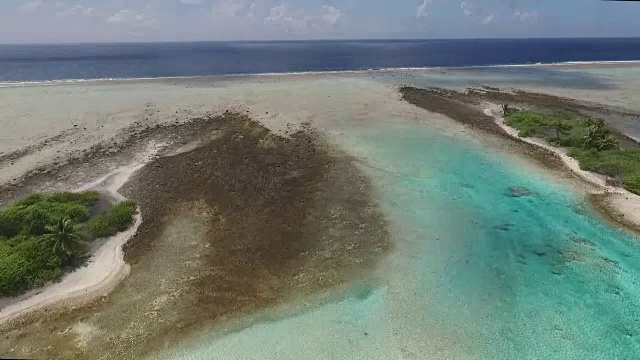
[1,38,640,82]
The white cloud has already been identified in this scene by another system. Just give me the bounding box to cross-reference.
[107,10,133,24]
[248,2,257,18]
[416,0,432,18]
[265,3,342,34]
[265,3,293,27]
[460,1,494,25]
[482,13,495,25]
[460,2,474,17]
[212,0,249,18]
[55,5,95,18]
[513,11,539,23]
[321,6,341,26]
[82,7,96,17]
[106,9,157,30]
[19,0,43,13]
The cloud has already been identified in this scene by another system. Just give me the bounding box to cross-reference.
[321,5,342,26]
[513,10,539,23]
[481,13,495,25]
[460,1,473,16]
[106,9,157,31]
[180,0,204,4]
[55,5,95,18]
[265,3,343,34]
[82,8,96,16]
[212,0,249,18]
[107,10,136,24]
[265,3,297,30]
[416,0,432,18]
[19,0,43,13]
[460,1,494,25]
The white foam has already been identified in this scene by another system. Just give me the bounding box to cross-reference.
[1,60,639,88]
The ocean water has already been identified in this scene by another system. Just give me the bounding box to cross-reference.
[154,118,640,359]
[1,38,640,82]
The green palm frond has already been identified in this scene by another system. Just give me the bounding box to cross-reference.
[45,218,82,260]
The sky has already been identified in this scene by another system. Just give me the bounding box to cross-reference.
[0,0,639,43]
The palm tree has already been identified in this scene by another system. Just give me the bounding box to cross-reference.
[551,119,570,142]
[45,218,82,261]
[501,104,511,117]
[581,117,601,127]
[583,121,619,151]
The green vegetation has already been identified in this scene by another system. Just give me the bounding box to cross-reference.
[0,191,137,296]
[46,218,83,262]
[581,118,619,151]
[568,148,640,194]
[504,108,640,195]
[87,200,137,238]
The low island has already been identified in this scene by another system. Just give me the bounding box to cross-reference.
[504,107,640,194]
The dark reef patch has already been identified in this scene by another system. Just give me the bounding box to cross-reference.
[0,113,390,360]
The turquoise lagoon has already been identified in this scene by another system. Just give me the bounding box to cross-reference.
[157,117,640,359]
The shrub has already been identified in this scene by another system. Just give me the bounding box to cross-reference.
[0,237,64,296]
[47,192,79,204]
[86,201,137,238]
[0,192,98,238]
[505,111,551,137]
[624,175,640,195]
[48,191,99,207]
[0,208,25,238]
[76,191,100,206]
[22,207,49,236]
[63,204,91,223]
[87,215,115,238]
[570,148,640,195]
[16,194,45,207]
[583,121,619,151]
[552,133,584,148]
[109,201,137,231]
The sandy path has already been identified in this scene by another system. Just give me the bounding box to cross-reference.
[0,143,161,324]
[484,104,640,227]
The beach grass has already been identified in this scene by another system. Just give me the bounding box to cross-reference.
[0,192,136,296]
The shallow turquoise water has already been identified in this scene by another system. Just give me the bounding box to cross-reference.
[157,119,640,359]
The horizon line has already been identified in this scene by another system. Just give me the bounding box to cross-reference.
[1,35,640,47]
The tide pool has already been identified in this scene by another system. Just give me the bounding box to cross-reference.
[156,118,640,360]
